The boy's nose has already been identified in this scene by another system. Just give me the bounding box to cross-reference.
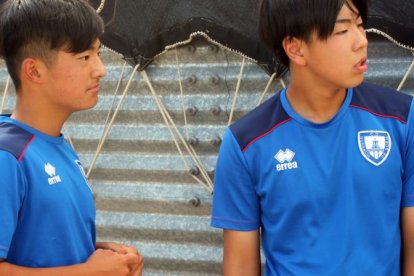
[354,28,368,51]
[95,57,107,78]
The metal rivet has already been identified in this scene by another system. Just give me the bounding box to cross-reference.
[186,75,197,84]
[189,167,200,176]
[210,136,222,146]
[188,137,199,146]
[208,44,219,53]
[186,45,196,53]
[189,197,201,207]
[210,106,221,116]
[186,106,198,116]
[209,74,220,85]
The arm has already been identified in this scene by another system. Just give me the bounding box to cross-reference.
[402,102,414,276]
[0,248,140,276]
[211,130,261,274]
[402,207,414,276]
[223,230,261,276]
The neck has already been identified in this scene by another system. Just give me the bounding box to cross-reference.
[11,96,68,137]
[285,70,348,123]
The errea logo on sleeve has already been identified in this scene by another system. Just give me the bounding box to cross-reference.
[44,163,62,185]
[274,148,298,171]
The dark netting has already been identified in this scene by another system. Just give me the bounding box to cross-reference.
[366,0,414,50]
[90,0,414,76]
[0,0,412,73]
[90,0,280,75]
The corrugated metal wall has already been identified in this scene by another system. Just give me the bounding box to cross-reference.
[0,33,413,275]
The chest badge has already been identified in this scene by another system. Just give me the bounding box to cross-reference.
[358,131,391,166]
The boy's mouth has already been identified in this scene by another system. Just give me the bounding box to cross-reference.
[355,57,368,72]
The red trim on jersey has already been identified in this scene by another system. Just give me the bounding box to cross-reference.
[242,118,292,152]
[18,135,35,161]
[350,104,407,124]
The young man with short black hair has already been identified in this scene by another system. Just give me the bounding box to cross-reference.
[211,0,414,274]
[0,1,143,275]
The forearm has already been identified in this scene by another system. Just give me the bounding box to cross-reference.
[403,250,414,276]
[0,261,93,276]
[0,242,142,276]
[223,259,261,276]
[402,207,414,276]
[222,249,261,276]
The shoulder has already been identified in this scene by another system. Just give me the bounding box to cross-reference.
[230,91,290,151]
[0,122,35,160]
[351,82,413,123]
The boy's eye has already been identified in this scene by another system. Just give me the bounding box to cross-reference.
[79,56,90,61]
[336,29,348,35]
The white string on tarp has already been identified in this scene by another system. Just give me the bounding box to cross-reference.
[95,0,106,14]
[141,70,213,193]
[280,78,286,89]
[397,51,414,92]
[175,48,190,140]
[98,61,128,148]
[227,57,245,126]
[86,63,139,179]
[257,72,276,106]
[173,47,212,190]
[63,126,75,150]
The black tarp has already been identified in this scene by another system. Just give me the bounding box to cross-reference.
[1,0,411,74]
[89,0,414,75]
[366,1,414,50]
[90,0,276,74]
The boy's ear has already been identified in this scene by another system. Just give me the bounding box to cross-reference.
[21,58,44,84]
[282,36,306,66]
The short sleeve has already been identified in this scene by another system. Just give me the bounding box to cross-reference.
[0,151,26,259]
[210,128,260,231]
[402,101,414,207]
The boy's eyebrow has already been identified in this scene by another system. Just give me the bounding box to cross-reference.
[336,14,362,24]
[89,42,102,51]
[336,18,353,24]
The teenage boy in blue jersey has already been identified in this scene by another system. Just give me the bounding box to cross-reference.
[211,0,414,275]
[0,0,143,275]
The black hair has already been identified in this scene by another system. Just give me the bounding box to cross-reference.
[0,0,104,90]
[259,0,368,77]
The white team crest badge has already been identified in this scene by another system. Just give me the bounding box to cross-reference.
[358,131,391,166]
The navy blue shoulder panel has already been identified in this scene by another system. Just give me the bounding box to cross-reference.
[0,122,34,159]
[230,92,290,151]
[351,82,413,123]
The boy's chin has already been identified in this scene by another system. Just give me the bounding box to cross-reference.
[347,75,365,88]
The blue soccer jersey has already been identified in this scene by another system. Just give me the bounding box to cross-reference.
[0,116,96,267]
[211,82,414,275]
